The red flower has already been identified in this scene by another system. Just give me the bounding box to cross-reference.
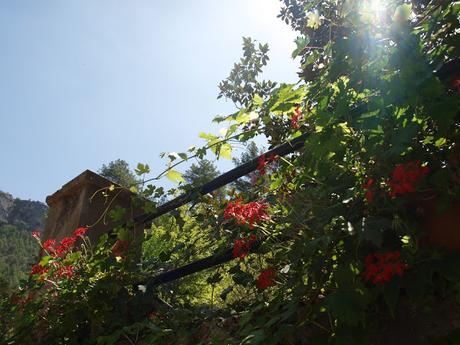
[291,106,302,129]
[233,234,257,259]
[256,154,278,176]
[363,178,375,203]
[111,240,131,257]
[388,161,428,198]
[256,268,277,290]
[257,154,268,176]
[74,227,87,237]
[42,239,56,252]
[31,230,41,238]
[363,251,406,285]
[453,79,460,90]
[30,264,48,276]
[56,265,74,279]
[53,236,77,257]
[224,200,270,228]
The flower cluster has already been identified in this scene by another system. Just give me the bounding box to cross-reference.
[224,200,270,228]
[74,227,87,237]
[256,268,277,290]
[453,79,460,90]
[291,106,302,129]
[363,251,406,285]
[55,265,74,279]
[233,234,257,259]
[30,227,88,281]
[388,161,429,197]
[111,239,131,257]
[363,178,375,203]
[257,153,278,176]
[30,264,49,277]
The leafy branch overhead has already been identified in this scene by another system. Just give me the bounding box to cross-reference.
[2,0,460,344]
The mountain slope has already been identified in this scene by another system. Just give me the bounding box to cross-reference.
[0,191,48,292]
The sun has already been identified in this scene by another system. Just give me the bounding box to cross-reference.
[360,0,388,24]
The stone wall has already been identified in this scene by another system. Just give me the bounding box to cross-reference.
[43,170,144,246]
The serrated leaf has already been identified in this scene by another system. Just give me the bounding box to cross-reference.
[253,94,263,106]
[292,35,310,59]
[129,186,138,193]
[167,152,181,161]
[135,163,150,175]
[199,132,218,141]
[236,112,251,124]
[178,152,188,160]
[166,170,184,183]
[219,143,232,160]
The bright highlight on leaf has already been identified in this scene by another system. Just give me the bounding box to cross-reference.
[129,186,138,193]
[219,143,232,160]
[393,3,412,22]
[306,11,321,29]
[166,170,184,183]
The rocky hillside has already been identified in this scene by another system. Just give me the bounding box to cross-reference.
[0,191,48,293]
[0,191,47,230]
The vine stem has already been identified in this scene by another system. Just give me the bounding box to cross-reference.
[140,127,260,185]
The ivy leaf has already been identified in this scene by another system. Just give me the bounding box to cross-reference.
[219,143,232,160]
[129,186,138,193]
[167,152,181,161]
[292,35,310,59]
[166,170,184,183]
[135,163,150,175]
[253,93,263,107]
[108,206,126,223]
[178,152,188,160]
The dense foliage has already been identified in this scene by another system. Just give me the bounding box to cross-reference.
[1,0,460,344]
[0,192,46,292]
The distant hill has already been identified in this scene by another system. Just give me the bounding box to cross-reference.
[0,191,47,230]
[0,191,48,293]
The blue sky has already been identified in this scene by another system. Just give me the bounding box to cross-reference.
[0,0,298,202]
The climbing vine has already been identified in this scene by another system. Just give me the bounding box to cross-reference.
[1,0,460,344]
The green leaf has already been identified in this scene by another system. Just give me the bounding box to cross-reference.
[108,206,126,222]
[165,170,184,183]
[268,84,306,114]
[253,93,263,107]
[178,152,188,160]
[39,255,51,267]
[219,143,232,160]
[292,35,310,59]
[129,186,138,193]
[325,289,369,326]
[435,137,447,148]
[135,163,150,175]
[199,132,218,141]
